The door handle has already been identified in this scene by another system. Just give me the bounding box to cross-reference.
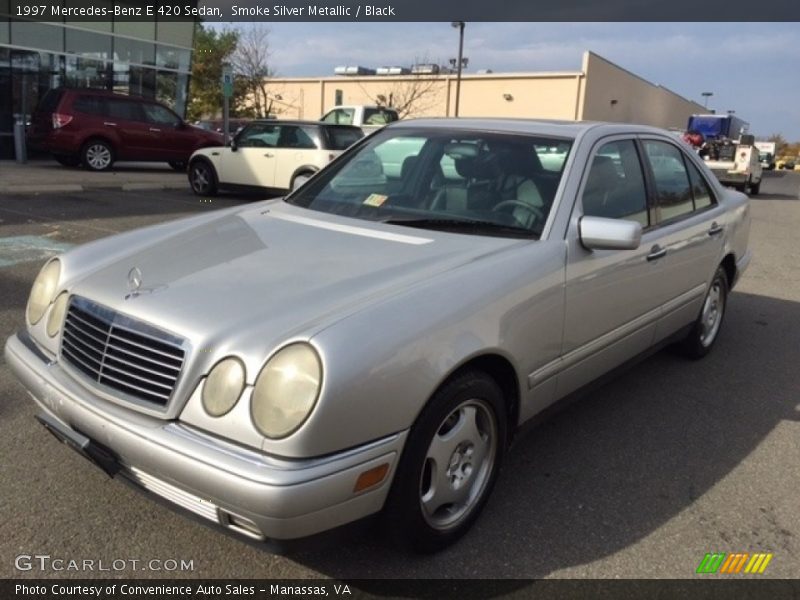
[263,153,274,158]
[103,122,117,126]
[646,245,667,262]
[708,222,724,236]
[149,128,161,132]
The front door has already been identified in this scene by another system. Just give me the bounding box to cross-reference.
[221,122,278,188]
[560,136,677,398]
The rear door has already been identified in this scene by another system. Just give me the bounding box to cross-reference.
[105,98,152,160]
[638,137,726,341]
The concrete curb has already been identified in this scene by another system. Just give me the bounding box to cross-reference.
[0,182,188,195]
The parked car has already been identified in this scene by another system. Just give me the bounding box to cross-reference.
[187,120,364,196]
[27,88,223,171]
[194,118,252,137]
[6,119,751,553]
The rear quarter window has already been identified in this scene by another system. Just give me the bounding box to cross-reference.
[36,89,64,113]
[325,127,365,150]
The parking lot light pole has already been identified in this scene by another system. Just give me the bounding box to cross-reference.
[701,91,713,110]
[451,21,465,117]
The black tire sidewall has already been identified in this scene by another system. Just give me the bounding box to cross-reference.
[189,160,217,196]
[384,370,507,553]
[682,266,729,359]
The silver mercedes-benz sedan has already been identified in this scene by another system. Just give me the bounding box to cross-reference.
[5,119,751,552]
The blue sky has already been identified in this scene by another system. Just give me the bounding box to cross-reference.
[216,22,800,140]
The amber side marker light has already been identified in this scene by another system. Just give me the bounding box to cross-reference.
[353,463,390,493]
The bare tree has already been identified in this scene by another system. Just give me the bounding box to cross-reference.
[231,24,278,118]
[360,57,442,118]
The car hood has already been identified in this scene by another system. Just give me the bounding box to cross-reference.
[68,201,525,379]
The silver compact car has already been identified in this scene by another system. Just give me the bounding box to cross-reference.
[6,119,751,552]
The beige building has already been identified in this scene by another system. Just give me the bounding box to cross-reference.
[265,51,704,130]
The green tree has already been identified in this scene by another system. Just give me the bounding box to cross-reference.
[187,24,239,122]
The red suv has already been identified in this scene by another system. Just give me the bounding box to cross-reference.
[27,88,223,171]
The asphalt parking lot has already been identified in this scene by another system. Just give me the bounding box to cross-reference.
[0,172,798,582]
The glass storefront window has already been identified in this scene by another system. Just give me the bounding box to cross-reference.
[65,55,111,89]
[156,70,178,108]
[114,21,156,41]
[114,36,156,66]
[10,21,64,52]
[156,45,190,71]
[65,28,112,62]
[156,21,194,48]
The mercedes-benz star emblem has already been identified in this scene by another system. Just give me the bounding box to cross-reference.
[127,267,143,292]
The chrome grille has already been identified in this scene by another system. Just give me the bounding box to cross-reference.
[61,297,185,407]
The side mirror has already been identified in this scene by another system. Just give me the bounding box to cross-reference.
[175,120,186,130]
[579,216,642,251]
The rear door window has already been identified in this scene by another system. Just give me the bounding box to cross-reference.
[363,108,399,125]
[324,126,364,150]
[107,99,145,122]
[686,160,716,211]
[276,125,317,149]
[72,95,106,116]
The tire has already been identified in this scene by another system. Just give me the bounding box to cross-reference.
[188,159,218,196]
[168,160,187,172]
[383,370,507,553]
[679,266,728,359]
[81,139,114,171]
[749,179,761,195]
[54,154,81,167]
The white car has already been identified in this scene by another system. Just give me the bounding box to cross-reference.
[188,120,364,196]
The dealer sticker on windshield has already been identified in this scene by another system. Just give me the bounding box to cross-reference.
[363,194,388,207]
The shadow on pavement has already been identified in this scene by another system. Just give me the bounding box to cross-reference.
[284,290,799,586]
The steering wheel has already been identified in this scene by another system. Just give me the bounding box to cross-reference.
[492,200,544,225]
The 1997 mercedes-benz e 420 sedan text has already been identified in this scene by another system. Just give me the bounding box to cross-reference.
[6,119,751,552]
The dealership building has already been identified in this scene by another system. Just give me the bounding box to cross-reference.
[267,51,705,129]
[0,6,195,159]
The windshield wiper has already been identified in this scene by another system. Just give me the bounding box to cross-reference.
[380,217,538,238]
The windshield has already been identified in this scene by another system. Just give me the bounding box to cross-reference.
[286,128,573,238]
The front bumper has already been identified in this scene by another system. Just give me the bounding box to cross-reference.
[5,331,406,541]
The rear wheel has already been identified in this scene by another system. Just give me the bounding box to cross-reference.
[679,266,728,359]
[189,160,218,196]
[81,140,114,171]
[383,370,507,553]
[168,160,187,172]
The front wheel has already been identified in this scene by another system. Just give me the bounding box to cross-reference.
[383,370,507,553]
[679,266,728,359]
[188,160,218,196]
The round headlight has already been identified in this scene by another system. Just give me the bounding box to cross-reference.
[46,292,70,338]
[27,259,61,325]
[251,343,322,439]
[202,357,246,417]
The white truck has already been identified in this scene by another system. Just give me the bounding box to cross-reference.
[700,134,763,195]
[320,105,399,132]
[755,141,776,170]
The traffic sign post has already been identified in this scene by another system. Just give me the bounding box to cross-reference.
[221,63,233,146]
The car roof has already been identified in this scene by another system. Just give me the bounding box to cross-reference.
[388,118,670,138]
[250,119,362,129]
